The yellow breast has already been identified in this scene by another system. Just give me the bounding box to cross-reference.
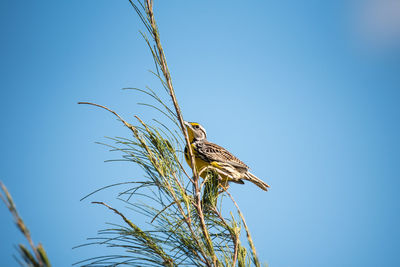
[184,144,230,182]
[184,144,209,178]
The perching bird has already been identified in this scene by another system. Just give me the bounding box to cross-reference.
[184,121,270,191]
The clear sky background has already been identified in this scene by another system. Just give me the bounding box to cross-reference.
[1,0,399,266]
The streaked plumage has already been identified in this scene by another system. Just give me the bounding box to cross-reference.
[184,121,270,191]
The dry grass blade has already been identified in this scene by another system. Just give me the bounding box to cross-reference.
[0,181,51,267]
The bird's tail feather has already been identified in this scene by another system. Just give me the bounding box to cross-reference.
[244,172,270,191]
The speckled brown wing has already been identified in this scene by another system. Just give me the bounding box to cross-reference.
[196,141,249,171]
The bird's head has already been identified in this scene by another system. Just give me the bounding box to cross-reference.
[184,121,207,142]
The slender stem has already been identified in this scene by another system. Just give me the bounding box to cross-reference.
[212,207,239,267]
[225,190,261,267]
[144,0,198,182]
[0,182,45,266]
[143,0,216,264]
[78,102,133,130]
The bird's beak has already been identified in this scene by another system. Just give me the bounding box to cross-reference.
[184,121,195,142]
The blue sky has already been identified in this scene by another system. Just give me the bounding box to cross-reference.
[1,1,399,266]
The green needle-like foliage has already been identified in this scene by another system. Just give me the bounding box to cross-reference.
[0,1,267,267]
[77,1,265,266]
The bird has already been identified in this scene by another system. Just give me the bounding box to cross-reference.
[183,121,270,191]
